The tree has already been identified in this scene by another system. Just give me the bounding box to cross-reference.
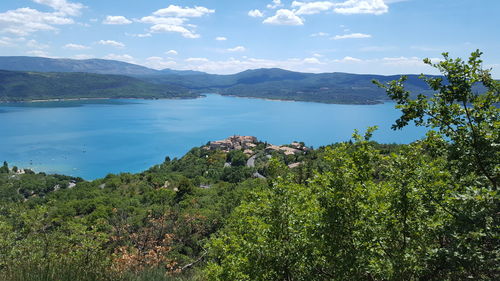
[374,50,499,189]
[206,162,322,281]
[227,150,247,167]
[0,161,8,173]
[175,176,194,202]
[374,50,499,280]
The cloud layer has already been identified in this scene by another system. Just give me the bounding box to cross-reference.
[263,9,304,25]
[138,5,215,39]
[333,33,372,40]
[258,0,389,25]
[103,16,132,25]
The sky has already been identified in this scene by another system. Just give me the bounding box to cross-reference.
[0,0,499,76]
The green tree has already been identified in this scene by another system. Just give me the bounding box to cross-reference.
[374,50,499,189]
[374,50,499,280]
[207,164,322,280]
[0,161,8,173]
[227,150,247,167]
[175,176,194,202]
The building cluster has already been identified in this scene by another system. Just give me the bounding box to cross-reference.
[265,141,308,156]
[208,135,258,154]
[207,135,308,156]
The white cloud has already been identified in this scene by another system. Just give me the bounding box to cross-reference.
[292,1,335,15]
[138,16,186,26]
[98,40,125,48]
[288,0,389,17]
[336,56,363,62]
[332,33,372,40]
[185,57,209,63]
[126,32,152,38]
[147,56,163,61]
[72,54,93,59]
[138,5,214,39]
[303,57,322,64]
[180,57,328,74]
[27,50,49,57]
[382,56,424,66]
[0,0,82,36]
[334,0,388,15]
[27,39,49,49]
[136,33,152,38]
[0,7,75,36]
[267,0,283,9]
[216,36,227,41]
[32,0,84,16]
[144,56,177,69]
[263,9,304,25]
[64,43,89,50]
[139,15,202,38]
[0,36,25,47]
[166,50,178,55]
[103,15,132,25]
[153,5,214,18]
[384,0,410,3]
[103,53,135,64]
[227,46,246,52]
[149,24,200,39]
[311,32,329,37]
[248,9,264,18]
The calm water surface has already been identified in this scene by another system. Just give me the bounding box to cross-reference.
[0,95,427,179]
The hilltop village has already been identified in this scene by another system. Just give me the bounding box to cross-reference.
[206,135,308,156]
[204,135,309,171]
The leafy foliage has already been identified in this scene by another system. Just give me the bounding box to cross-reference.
[206,51,499,280]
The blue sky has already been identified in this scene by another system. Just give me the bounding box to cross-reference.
[0,0,499,76]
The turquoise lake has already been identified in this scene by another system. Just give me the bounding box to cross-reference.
[0,94,427,179]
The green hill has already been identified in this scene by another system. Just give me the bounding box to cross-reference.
[0,70,195,102]
[143,68,435,104]
[0,56,437,104]
[0,56,160,76]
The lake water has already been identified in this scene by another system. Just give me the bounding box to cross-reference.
[0,94,427,179]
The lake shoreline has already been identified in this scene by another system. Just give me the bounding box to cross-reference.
[0,96,205,104]
[0,94,387,106]
[219,94,385,105]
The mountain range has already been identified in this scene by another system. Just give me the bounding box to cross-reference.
[0,56,435,104]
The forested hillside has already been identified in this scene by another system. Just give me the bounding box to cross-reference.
[143,68,435,104]
[0,70,196,102]
[0,52,498,281]
[0,56,437,105]
[0,57,159,76]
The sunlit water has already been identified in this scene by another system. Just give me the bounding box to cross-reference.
[0,94,427,179]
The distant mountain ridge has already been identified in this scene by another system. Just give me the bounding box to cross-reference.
[0,56,439,104]
[0,70,196,102]
[0,56,164,76]
[142,68,436,104]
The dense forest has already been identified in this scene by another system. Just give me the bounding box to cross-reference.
[0,70,196,102]
[0,51,498,281]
